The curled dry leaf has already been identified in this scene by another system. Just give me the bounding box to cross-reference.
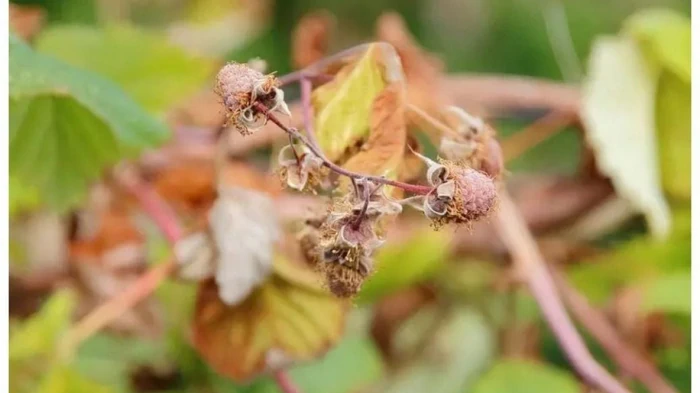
[376,12,447,117]
[292,10,335,69]
[192,255,346,381]
[10,3,45,41]
[153,161,217,215]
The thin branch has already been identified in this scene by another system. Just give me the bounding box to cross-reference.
[119,171,183,244]
[552,271,679,393]
[500,111,577,162]
[441,75,580,117]
[406,103,463,139]
[61,257,175,356]
[273,370,302,393]
[493,191,630,393]
[256,102,432,195]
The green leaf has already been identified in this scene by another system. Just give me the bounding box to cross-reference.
[289,334,385,393]
[10,290,76,360]
[641,272,690,315]
[10,34,169,210]
[35,25,217,114]
[356,229,451,304]
[623,9,690,83]
[472,359,579,393]
[74,334,171,393]
[35,365,114,393]
[568,208,690,304]
[581,36,670,238]
[656,71,690,201]
[312,44,390,161]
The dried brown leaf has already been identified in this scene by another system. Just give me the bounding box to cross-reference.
[292,10,335,70]
[10,3,45,41]
[342,83,407,184]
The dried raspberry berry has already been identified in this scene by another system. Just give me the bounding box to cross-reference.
[215,62,291,135]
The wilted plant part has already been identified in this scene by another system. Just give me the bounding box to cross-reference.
[439,106,504,179]
[192,255,346,381]
[315,211,384,298]
[215,62,290,135]
[408,149,498,228]
[277,144,328,192]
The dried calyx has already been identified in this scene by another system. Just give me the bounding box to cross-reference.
[277,144,328,192]
[215,62,291,135]
[300,181,401,297]
[438,106,503,179]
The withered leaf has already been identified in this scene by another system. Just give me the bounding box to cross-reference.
[192,255,346,381]
[292,10,335,70]
[341,83,407,191]
[312,43,397,161]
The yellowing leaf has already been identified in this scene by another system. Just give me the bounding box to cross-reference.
[342,83,407,183]
[623,9,690,83]
[35,365,114,393]
[656,72,690,201]
[36,25,218,114]
[192,255,346,381]
[312,44,392,161]
[581,36,670,238]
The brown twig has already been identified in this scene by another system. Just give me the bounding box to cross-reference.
[552,271,679,393]
[256,102,433,195]
[61,257,175,356]
[500,111,578,162]
[441,74,580,117]
[493,191,629,393]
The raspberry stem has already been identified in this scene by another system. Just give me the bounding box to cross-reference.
[254,102,432,195]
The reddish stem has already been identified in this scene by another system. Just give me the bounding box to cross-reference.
[255,102,432,195]
[494,192,629,393]
[120,174,182,244]
[274,371,302,393]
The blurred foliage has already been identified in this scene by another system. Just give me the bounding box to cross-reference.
[8,0,692,392]
[35,24,218,114]
[357,228,450,304]
[10,33,169,210]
